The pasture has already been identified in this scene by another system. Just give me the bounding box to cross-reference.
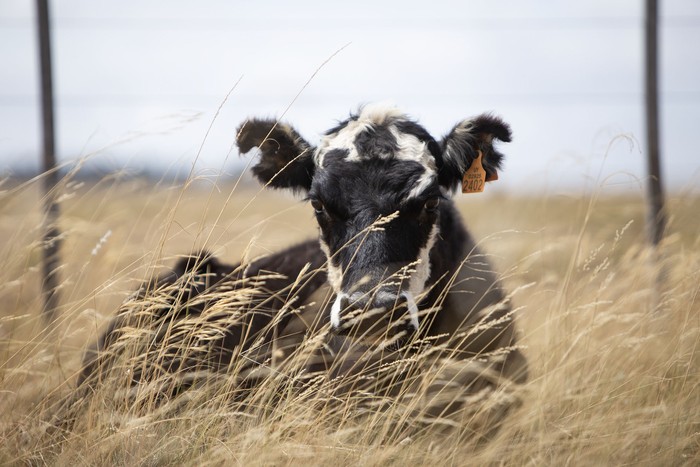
[0,175,698,465]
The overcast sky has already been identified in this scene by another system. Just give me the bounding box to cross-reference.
[1,0,699,192]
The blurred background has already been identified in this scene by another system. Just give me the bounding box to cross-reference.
[1,0,699,192]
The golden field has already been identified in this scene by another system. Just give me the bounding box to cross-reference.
[0,173,698,466]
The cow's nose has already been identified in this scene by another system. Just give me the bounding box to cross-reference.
[331,292,419,338]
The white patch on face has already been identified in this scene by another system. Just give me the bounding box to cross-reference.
[321,237,346,329]
[390,127,433,165]
[330,292,347,329]
[401,291,420,331]
[391,127,437,200]
[406,171,436,200]
[407,223,439,300]
[388,223,439,331]
[315,118,373,165]
[315,104,434,168]
[319,238,342,293]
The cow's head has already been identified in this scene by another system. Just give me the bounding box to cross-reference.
[237,105,511,338]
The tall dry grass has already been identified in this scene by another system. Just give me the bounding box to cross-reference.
[0,171,698,465]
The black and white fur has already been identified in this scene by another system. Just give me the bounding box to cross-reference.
[78,104,527,398]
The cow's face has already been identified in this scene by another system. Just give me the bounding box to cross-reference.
[237,105,510,338]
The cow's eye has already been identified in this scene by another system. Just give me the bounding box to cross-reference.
[310,199,325,215]
[424,197,440,213]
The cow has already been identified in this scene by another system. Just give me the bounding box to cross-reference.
[75,104,527,432]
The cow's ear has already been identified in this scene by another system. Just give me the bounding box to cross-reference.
[236,118,316,192]
[438,114,511,190]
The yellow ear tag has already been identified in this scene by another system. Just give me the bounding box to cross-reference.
[462,150,487,193]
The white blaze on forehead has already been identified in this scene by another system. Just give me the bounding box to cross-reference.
[316,102,401,165]
[315,104,435,172]
[315,118,373,165]
[388,128,438,200]
[389,127,434,167]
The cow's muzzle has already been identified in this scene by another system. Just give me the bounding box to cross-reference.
[330,291,420,340]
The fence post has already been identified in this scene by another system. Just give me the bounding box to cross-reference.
[644,0,666,247]
[36,0,61,324]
